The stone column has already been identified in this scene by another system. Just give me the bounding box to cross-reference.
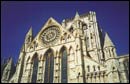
[42,59,45,83]
[90,74,92,83]
[53,52,60,83]
[29,62,33,83]
[97,75,100,83]
[104,74,107,83]
[96,74,100,83]
[75,37,84,83]
[100,72,104,83]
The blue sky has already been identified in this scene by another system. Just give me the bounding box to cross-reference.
[1,1,129,63]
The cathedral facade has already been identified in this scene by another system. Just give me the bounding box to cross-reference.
[1,11,129,83]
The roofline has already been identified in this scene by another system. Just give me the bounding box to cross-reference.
[64,12,89,22]
[117,54,129,58]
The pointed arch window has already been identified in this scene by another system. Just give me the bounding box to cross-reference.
[61,47,68,83]
[44,49,54,83]
[31,54,38,83]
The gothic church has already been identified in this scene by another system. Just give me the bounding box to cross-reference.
[1,11,129,83]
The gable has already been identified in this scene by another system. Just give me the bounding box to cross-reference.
[26,17,75,51]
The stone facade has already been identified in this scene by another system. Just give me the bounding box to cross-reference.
[1,11,129,83]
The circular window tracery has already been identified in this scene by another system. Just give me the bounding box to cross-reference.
[40,26,61,46]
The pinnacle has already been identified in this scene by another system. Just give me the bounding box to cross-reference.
[74,11,80,20]
[104,32,114,48]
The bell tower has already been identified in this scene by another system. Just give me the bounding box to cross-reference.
[82,11,104,63]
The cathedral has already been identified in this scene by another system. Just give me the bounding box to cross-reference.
[1,11,129,83]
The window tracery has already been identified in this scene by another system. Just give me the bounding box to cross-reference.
[31,54,38,83]
[44,49,54,83]
[61,47,68,83]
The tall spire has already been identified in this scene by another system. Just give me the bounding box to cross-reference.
[74,11,80,20]
[104,32,114,48]
[25,26,33,44]
[26,26,32,36]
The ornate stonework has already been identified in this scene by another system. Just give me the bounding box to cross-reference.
[40,26,61,46]
[1,11,129,83]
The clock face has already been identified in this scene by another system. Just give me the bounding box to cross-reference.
[40,26,60,46]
